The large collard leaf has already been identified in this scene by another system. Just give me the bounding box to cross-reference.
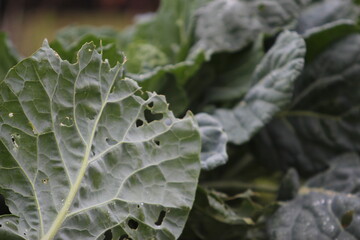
[213,31,305,145]
[0,32,20,80]
[0,41,201,240]
[192,0,308,56]
[253,33,360,174]
[195,113,228,170]
[268,153,360,239]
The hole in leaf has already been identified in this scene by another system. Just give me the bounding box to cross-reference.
[148,102,154,108]
[103,229,112,240]
[341,210,354,228]
[155,210,166,226]
[119,234,132,240]
[87,113,96,120]
[0,224,2,227]
[137,205,140,208]
[106,138,117,146]
[127,219,138,230]
[91,145,96,157]
[10,135,19,148]
[136,119,144,127]
[154,140,160,146]
[144,109,162,123]
[0,194,11,216]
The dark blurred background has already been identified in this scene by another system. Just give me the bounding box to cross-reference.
[0,0,160,55]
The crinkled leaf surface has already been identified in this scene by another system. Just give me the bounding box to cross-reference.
[0,41,201,240]
[213,31,305,145]
[195,113,228,170]
[193,0,308,55]
[268,153,360,239]
[193,0,262,55]
[268,190,360,240]
[253,33,360,174]
[0,32,20,80]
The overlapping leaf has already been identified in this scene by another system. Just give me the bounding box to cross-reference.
[195,113,228,170]
[0,41,201,240]
[193,0,309,55]
[268,153,360,240]
[254,33,360,174]
[213,31,305,145]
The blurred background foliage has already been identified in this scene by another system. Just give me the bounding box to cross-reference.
[0,0,159,56]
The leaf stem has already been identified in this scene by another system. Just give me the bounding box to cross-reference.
[202,181,278,193]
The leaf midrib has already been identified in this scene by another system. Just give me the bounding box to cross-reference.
[40,62,122,240]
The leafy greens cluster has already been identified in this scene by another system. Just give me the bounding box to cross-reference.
[1,0,360,239]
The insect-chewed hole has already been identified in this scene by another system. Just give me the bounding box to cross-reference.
[148,101,154,108]
[105,138,117,146]
[0,224,2,227]
[155,210,166,226]
[341,210,354,228]
[144,109,162,123]
[91,145,96,157]
[127,219,139,230]
[0,194,11,216]
[136,119,144,127]
[103,229,112,240]
[154,140,160,146]
[119,234,132,240]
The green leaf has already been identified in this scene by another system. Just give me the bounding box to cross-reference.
[253,33,360,174]
[205,35,265,103]
[0,41,201,240]
[268,190,360,239]
[214,31,305,145]
[50,26,123,67]
[129,50,206,116]
[195,113,228,170]
[295,0,357,34]
[129,0,211,63]
[193,0,308,56]
[193,0,262,55]
[270,153,360,239]
[306,153,360,196]
[0,32,20,80]
[303,20,359,62]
